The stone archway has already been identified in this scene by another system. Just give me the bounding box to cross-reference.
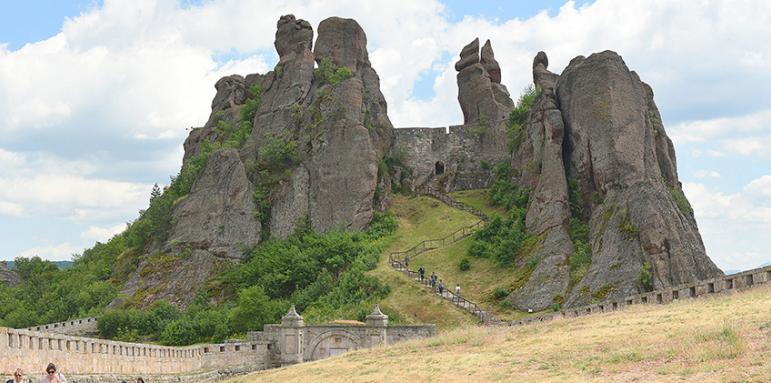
[305,330,361,361]
[435,161,445,175]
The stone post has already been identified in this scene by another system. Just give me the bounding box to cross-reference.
[365,305,388,347]
[279,305,305,366]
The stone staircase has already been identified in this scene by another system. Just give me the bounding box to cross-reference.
[388,188,497,323]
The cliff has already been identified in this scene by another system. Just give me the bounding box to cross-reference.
[119,15,394,307]
[508,51,723,310]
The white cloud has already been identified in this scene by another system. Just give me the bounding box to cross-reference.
[16,242,83,262]
[80,223,127,243]
[0,149,152,221]
[0,201,24,217]
[694,170,720,179]
[684,178,771,270]
[2,0,771,269]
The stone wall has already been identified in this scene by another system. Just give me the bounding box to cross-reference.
[4,305,435,380]
[0,327,270,377]
[393,123,505,192]
[506,265,771,326]
[26,317,98,337]
[249,305,436,365]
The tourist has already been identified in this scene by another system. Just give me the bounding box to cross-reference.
[136,378,145,383]
[430,272,437,288]
[404,256,409,269]
[418,266,425,281]
[39,363,67,383]
[438,280,444,296]
[455,284,461,303]
[6,368,23,383]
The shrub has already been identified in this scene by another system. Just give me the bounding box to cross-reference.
[494,287,509,300]
[314,57,354,86]
[640,262,654,292]
[670,187,694,216]
[507,85,540,153]
[459,258,471,271]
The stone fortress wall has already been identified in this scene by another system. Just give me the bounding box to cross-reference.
[1,326,270,379]
[508,265,771,326]
[1,305,434,381]
[393,121,508,192]
[26,317,99,337]
[250,305,436,365]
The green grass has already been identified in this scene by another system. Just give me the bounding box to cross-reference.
[411,237,532,320]
[369,195,481,329]
[449,189,507,218]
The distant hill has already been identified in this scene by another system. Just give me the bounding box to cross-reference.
[4,260,73,270]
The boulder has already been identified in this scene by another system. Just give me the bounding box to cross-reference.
[314,17,370,70]
[275,14,313,60]
[454,38,479,71]
[480,40,501,83]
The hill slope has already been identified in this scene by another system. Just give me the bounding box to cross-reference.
[228,285,771,383]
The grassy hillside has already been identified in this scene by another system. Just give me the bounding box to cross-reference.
[411,237,533,321]
[369,195,481,329]
[229,285,771,383]
[449,189,507,218]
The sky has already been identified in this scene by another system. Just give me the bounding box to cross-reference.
[0,0,769,272]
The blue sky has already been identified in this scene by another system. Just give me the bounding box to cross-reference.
[0,0,770,272]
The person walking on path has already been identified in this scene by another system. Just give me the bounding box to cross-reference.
[455,284,461,303]
[430,272,437,288]
[418,266,425,281]
[39,363,67,383]
[6,368,23,383]
[438,280,444,296]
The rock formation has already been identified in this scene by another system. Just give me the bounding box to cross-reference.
[391,38,514,192]
[119,15,394,307]
[0,261,20,287]
[111,15,721,311]
[509,51,722,310]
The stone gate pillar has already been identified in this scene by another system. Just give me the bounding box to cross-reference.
[365,305,388,347]
[279,305,305,366]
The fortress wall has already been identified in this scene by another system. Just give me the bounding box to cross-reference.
[508,265,771,326]
[0,327,269,376]
[393,125,496,191]
[26,317,98,336]
[384,325,437,344]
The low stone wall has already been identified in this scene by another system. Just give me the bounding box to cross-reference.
[250,305,436,365]
[0,327,270,377]
[26,317,99,336]
[506,265,771,326]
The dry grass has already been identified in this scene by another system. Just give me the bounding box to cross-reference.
[229,285,771,383]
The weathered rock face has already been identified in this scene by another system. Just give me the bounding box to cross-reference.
[508,51,722,310]
[0,261,20,287]
[393,38,513,193]
[258,16,393,237]
[508,53,572,310]
[118,15,394,307]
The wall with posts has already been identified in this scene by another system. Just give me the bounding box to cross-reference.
[250,305,436,365]
[505,265,771,326]
[26,317,99,336]
[0,327,270,377]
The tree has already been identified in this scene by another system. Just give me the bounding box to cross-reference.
[150,183,162,201]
